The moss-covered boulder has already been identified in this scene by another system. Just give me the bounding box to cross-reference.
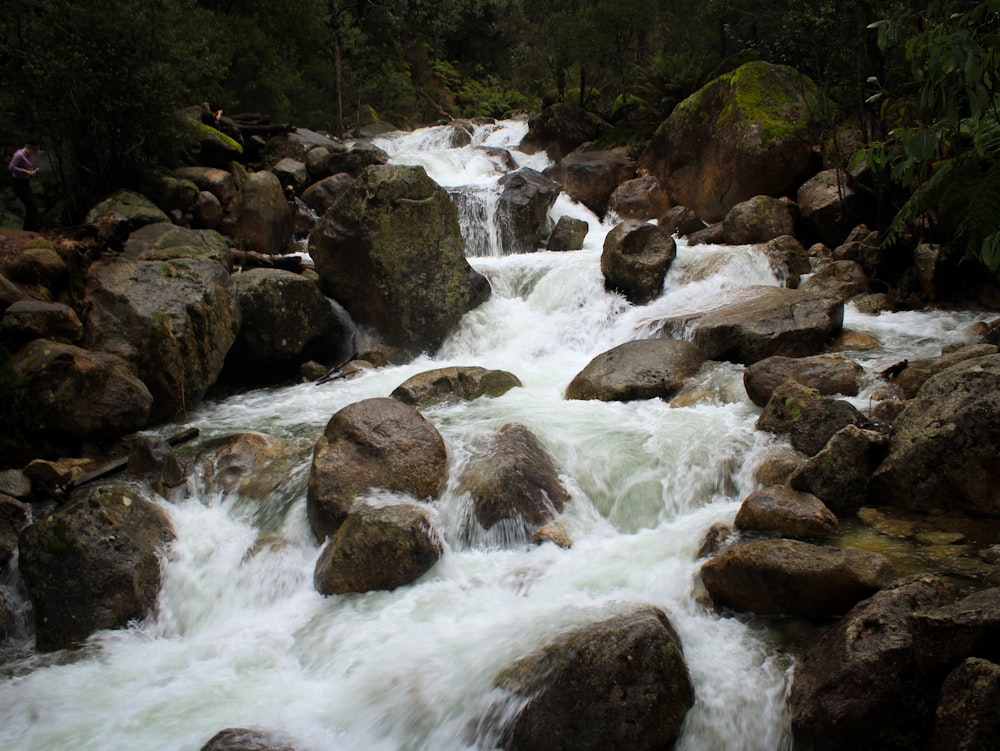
[123,222,233,268]
[640,61,831,223]
[309,164,490,354]
[85,189,170,232]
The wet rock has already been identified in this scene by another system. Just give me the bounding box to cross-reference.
[17,481,175,651]
[825,329,880,352]
[391,366,522,407]
[544,151,636,220]
[200,727,300,751]
[658,205,703,237]
[655,286,843,365]
[565,339,704,402]
[789,574,973,751]
[195,432,283,498]
[84,254,239,424]
[757,234,811,287]
[313,497,444,595]
[734,485,838,539]
[0,494,30,567]
[890,344,997,399]
[756,381,865,457]
[871,354,1000,515]
[13,339,153,444]
[309,164,490,354]
[85,189,170,231]
[789,425,888,514]
[226,268,352,379]
[532,521,572,549]
[640,61,830,222]
[721,195,796,245]
[607,174,670,221]
[0,300,83,345]
[743,353,864,407]
[488,605,693,751]
[497,168,561,254]
[222,166,294,254]
[754,450,806,487]
[911,587,1000,670]
[518,102,609,161]
[307,397,448,541]
[601,221,676,305]
[797,169,867,247]
[799,260,869,302]
[546,216,588,251]
[928,657,1000,751]
[123,221,233,268]
[700,539,895,617]
[458,424,569,538]
[300,172,355,216]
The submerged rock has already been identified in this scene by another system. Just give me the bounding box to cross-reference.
[487,605,693,751]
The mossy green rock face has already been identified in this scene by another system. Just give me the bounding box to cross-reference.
[640,61,832,223]
[309,164,490,354]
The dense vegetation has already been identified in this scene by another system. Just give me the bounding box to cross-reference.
[1,0,998,270]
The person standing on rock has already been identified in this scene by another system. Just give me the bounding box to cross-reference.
[8,142,41,231]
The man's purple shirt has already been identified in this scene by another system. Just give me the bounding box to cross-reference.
[8,148,35,179]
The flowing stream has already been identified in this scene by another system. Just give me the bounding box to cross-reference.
[0,119,991,751]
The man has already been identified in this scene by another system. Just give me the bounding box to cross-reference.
[8,142,40,231]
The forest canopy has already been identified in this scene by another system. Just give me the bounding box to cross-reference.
[1,0,999,269]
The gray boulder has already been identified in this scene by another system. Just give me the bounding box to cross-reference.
[789,425,888,514]
[546,216,588,251]
[17,481,175,651]
[489,605,693,751]
[391,366,522,407]
[13,339,153,443]
[721,195,796,245]
[756,380,866,456]
[271,157,308,192]
[314,497,444,595]
[565,338,704,402]
[734,485,838,539]
[871,354,1000,515]
[222,166,294,254]
[85,189,170,231]
[458,424,569,539]
[656,286,843,365]
[307,397,448,541]
[890,343,998,399]
[83,255,239,424]
[300,173,355,216]
[743,353,864,408]
[123,222,233,268]
[700,539,895,617]
[497,168,560,254]
[309,164,490,354]
[601,221,676,305]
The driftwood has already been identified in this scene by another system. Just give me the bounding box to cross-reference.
[231,249,313,273]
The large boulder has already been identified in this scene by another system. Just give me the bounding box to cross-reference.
[546,216,589,251]
[313,497,444,595]
[83,255,239,424]
[489,606,694,751]
[391,366,522,407]
[743,353,864,408]
[496,168,561,254]
[85,189,170,231]
[655,286,843,365]
[789,425,888,514]
[518,103,610,161]
[300,172,355,216]
[789,574,973,751]
[225,268,352,378]
[17,481,175,651]
[544,151,636,219]
[458,424,569,540]
[721,195,796,245]
[890,343,997,399]
[870,354,1000,515]
[221,166,294,254]
[565,338,704,402]
[0,300,83,345]
[640,61,831,222]
[12,339,153,444]
[734,485,838,539]
[607,174,671,221]
[700,539,895,617]
[307,397,448,541]
[928,657,1000,751]
[601,221,676,305]
[756,381,866,456]
[309,164,490,354]
[797,169,868,246]
[123,222,233,268]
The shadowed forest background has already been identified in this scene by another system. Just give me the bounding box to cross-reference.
[2,0,999,271]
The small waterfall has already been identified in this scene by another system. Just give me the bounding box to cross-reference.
[450,187,503,257]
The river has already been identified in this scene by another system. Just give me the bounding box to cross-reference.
[0,119,990,751]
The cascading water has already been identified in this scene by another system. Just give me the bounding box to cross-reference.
[0,119,991,751]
